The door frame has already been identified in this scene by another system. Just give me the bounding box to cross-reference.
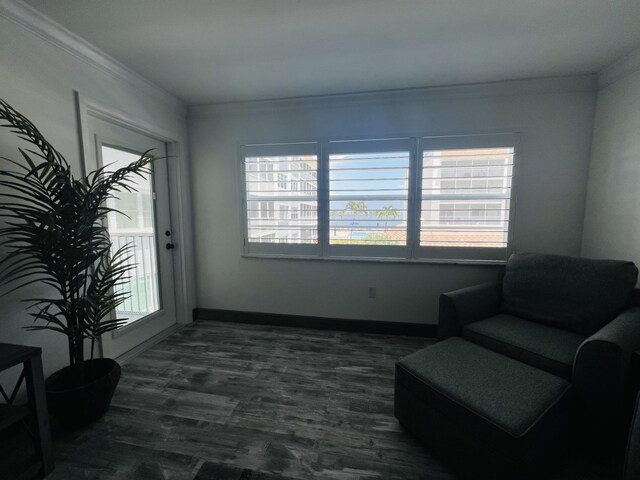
[75,91,193,359]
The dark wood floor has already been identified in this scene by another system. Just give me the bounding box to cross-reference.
[45,321,613,479]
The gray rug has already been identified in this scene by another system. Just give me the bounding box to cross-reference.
[195,462,299,480]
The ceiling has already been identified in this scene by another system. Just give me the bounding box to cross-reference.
[24,0,640,105]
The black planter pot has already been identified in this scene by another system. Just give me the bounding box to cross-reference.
[45,358,121,428]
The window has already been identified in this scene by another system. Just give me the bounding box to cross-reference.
[439,202,504,225]
[301,203,317,218]
[329,150,409,246]
[259,201,275,219]
[242,143,320,256]
[241,134,516,262]
[416,134,515,261]
[277,174,287,190]
[326,139,412,258]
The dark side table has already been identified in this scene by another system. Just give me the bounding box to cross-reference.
[0,343,54,479]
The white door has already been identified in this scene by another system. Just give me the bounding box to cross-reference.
[87,116,177,359]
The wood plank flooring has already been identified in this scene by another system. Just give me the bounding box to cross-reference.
[45,321,613,479]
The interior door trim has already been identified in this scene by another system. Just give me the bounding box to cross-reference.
[75,91,193,356]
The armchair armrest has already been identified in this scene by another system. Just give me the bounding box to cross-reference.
[573,307,640,432]
[438,282,502,341]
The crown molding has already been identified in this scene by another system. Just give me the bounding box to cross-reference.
[189,74,598,117]
[0,0,185,115]
[598,47,640,88]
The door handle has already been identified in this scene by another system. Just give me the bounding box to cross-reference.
[166,243,175,250]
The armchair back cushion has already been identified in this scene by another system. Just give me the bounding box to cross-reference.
[501,253,638,336]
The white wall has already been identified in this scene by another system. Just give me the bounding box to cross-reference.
[189,76,597,325]
[0,5,193,386]
[582,50,640,274]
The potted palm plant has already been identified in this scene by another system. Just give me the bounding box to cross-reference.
[0,98,156,427]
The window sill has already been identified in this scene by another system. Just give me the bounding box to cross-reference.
[241,253,506,266]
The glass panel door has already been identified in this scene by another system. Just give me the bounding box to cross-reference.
[102,145,160,327]
[86,112,177,359]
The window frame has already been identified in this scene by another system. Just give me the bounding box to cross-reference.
[415,133,518,262]
[239,133,518,264]
[325,138,416,260]
[240,142,321,258]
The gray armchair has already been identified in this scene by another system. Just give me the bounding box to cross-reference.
[439,253,640,442]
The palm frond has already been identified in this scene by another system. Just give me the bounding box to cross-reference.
[0,98,68,168]
[0,98,160,368]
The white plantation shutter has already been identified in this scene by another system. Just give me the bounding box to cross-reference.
[326,139,414,258]
[416,134,516,262]
[242,143,320,256]
[240,135,516,262]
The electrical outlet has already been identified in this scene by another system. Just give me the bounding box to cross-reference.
[368,287,377,299]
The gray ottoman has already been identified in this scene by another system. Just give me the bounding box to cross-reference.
[395,337,572,478]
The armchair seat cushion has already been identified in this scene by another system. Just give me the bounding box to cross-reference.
[462,314,585,379]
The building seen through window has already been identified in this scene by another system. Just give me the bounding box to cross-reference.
[244,155,318,244]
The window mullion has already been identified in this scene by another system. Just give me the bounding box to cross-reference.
[406,138,420,259]
[240,158,250,254]
[318,142,329,257]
